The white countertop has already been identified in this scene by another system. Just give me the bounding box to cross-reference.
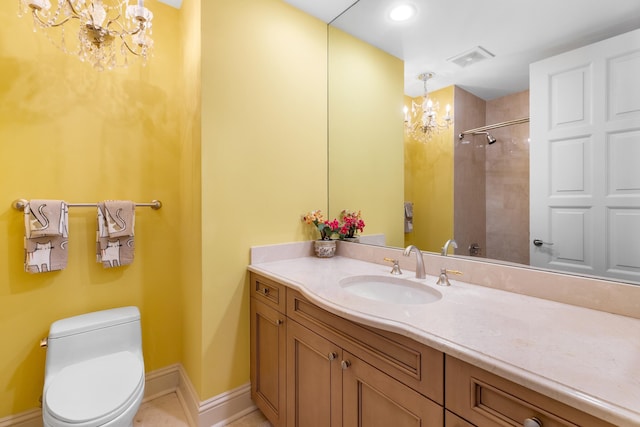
[249,255,640,426]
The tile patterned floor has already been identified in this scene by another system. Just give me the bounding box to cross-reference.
[134,393,272,426]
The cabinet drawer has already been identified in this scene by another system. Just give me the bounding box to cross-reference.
[251,273,286,313]
[445,356,615,427]
[287,289,443,404]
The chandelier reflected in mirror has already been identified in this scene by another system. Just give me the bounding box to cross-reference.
[403,72,453,143]
[17,0,154,70]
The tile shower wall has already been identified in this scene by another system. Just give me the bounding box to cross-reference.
[454,87,487,258]
[453,88,529,264]
[485,90,530,265]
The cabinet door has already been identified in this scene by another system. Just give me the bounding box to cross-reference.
[342,351,443,427]
[287,320,343,427]
[250,297,287,427]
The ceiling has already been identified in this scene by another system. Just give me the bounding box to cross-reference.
[157,0,182,9]
[284,0,640,100]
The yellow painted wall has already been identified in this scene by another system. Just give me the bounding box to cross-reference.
[178,0,203,395]
[0,1,183,417]
[328,27,405,247]
[199,0,327,399]
[0,0,379,415]
[404,87,455,252]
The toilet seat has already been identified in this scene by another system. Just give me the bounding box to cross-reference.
[44,351,144,426]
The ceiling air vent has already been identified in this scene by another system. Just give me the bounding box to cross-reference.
[447,46,495,68]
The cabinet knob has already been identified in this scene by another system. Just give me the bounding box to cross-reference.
[341,360,351,370]
[523,417,542,427]
[328,352,337,361]
[276,319,283,326]
[262,288,270,295]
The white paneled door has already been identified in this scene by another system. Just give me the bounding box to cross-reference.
[530,29,640,283]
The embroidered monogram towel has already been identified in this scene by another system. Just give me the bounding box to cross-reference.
[24,200,69,273]
[97,201,135,268]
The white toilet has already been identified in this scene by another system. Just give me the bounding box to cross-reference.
[42,306,145,427]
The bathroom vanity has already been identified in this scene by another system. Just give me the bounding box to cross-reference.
[248,245,640,427]
[251,273,443,426]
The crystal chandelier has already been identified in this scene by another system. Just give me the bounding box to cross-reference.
[17,0,154,70]
[403,72,453,143]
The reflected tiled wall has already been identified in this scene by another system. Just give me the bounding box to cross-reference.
[485,90,530,265]
[453,88,529,264]
[453,87,487,257]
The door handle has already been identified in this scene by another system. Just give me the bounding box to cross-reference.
[533,239,554,247]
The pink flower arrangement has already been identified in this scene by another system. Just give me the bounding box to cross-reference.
[338,209,365,239]
[302,210,340,240]
[303,209,365,241]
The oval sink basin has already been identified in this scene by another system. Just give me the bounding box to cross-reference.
[339,275,442,305]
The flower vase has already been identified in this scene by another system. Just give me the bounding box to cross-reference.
[343,236,360,243]
[314,240,337,258]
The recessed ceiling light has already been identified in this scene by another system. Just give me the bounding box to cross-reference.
[389,4,416,22]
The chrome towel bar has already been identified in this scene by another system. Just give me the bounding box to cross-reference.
[12,199,162,210]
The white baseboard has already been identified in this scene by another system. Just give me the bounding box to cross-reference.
[198,384,256,427]
[175,365,256,427]
[0,409,42,427]
[0,365,255,427]
[143,363,182,402]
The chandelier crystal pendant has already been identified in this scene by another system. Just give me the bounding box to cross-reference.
[17,0,154,70]
[404,72,453,143]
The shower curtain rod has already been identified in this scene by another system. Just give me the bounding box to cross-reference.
[458,117,529,139]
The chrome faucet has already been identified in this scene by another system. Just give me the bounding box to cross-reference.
[441,239,458,256]
[403,245,426,279]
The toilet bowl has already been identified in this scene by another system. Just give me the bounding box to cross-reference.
[42,307,145,427]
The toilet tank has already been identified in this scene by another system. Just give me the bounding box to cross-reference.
[44,306,143,382]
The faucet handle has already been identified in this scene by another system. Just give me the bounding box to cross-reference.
[383,257,403,275]
[436,268,463,286]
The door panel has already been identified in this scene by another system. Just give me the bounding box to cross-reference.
[530,29,640,283]
[251,298,287,427]
[342,351,443,427]
[287,320,342,427]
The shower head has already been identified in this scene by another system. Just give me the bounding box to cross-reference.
[460,131,497,145]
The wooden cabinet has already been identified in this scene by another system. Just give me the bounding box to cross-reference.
[342,350,443,426]
[250,275,287,427]
[285,309,443,427]
[250,273,613,427]
[250,273,444,427]
[286,319,342,427]
[445,356,615,427]
[286,288,444,405]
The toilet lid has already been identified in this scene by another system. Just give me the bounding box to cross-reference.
[45,351,143,424]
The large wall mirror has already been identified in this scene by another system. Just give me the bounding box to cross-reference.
[326,0,640,286]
